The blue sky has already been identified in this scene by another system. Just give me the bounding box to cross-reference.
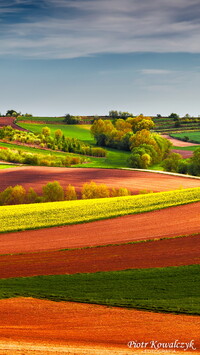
[1,0,200,116]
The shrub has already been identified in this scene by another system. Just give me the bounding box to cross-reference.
[81,181,109,199]
[0,185,26,205]
[42,181,64,202]
[26,188,39,204]
[65,184,77,200]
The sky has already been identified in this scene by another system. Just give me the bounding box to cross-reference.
[1,0,200,117]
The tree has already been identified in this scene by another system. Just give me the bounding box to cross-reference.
[65,184,77,200]
[162,152,182,172]
[54,129,63,141]
[81,181,109,199]
[0,185,26,205]
[42,181,64,202]
[42,126,51,137]
[63,114,79,124]
[168,113,179,119]
[6,109,19,117]
[26,187,39,204]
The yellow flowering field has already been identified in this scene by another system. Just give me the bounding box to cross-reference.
[0,187,200,233]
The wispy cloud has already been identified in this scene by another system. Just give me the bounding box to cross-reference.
[0,0,200,59]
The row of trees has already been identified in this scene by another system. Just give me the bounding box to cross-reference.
[0,181,132,205]
[0,147,83,167]
[0,126,107,157]
[91,115,171,168]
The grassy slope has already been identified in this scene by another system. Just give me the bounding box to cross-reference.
[2,122,131,169]
[0,164,18,169]
[0,265,199,315]
[19,122,94,144]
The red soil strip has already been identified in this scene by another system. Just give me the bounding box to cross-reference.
[0,117,27,132]
[162,134,199,147]
[172,149,193,158]
[0,167,200,195]
[0,235,199,279]
[0,298,199,352]
[0,202,200,255]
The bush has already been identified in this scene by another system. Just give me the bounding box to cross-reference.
[0,185,26,205]
[42,181,64,202]
[81,181,109,199]
[65,184,77,200]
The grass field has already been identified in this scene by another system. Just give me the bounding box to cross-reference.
[18,122,94,144]
[0,164,18,169]
[171,131,200,144]
[1,187,200,233]
[0,265,199,315]
[0,141,130,169]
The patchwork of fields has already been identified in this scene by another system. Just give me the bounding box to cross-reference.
[0,116,200,354]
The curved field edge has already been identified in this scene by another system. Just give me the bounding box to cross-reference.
[0,265,199,315]
[0,235,199,278]
[1,187,200,233]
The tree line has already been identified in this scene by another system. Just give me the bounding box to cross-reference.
[0,181,133,206]
[0,126,107,157]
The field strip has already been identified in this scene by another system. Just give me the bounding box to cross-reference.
[1,167,200,197]
[0,342,198,355]
[0,298,199,353]
[0,202,199,254]
[0,235,199,278]
[0,342,131,355]
[1,187,200,233]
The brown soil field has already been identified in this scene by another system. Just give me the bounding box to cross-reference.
[0,202,200,255]
[0,235,199,278]
[162,134,199,147]
[0,117,27,131]
[0,167,200,195]
[172,148,193,158]
[0,298,199,354]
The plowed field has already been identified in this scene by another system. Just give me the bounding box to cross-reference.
[162,134,199,147]
[0,298,199,354]
[0,202,199,254]
[1,167,200,195]
[0,235,199,278]
[0,117,27,131]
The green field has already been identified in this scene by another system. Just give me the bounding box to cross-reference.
[171,131,200,144]
[0,163,18,169]
[0,265,199,314]
[18,122,94,144]
[1,187,200,233]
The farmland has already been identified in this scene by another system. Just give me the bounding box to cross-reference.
[0,115,200,353]
[1,187,200,233]
[171,131,200,144]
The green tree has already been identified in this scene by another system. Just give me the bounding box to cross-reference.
[42,126,51,137]
[162,153,182,172]
[42,181,64,202]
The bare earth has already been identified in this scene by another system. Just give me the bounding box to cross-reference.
[0,117,27,131]
[0,202,200,254]
[162,134,199,147]
[1,167,200,195]
[0,298,199,354]
[0,235,199,278]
